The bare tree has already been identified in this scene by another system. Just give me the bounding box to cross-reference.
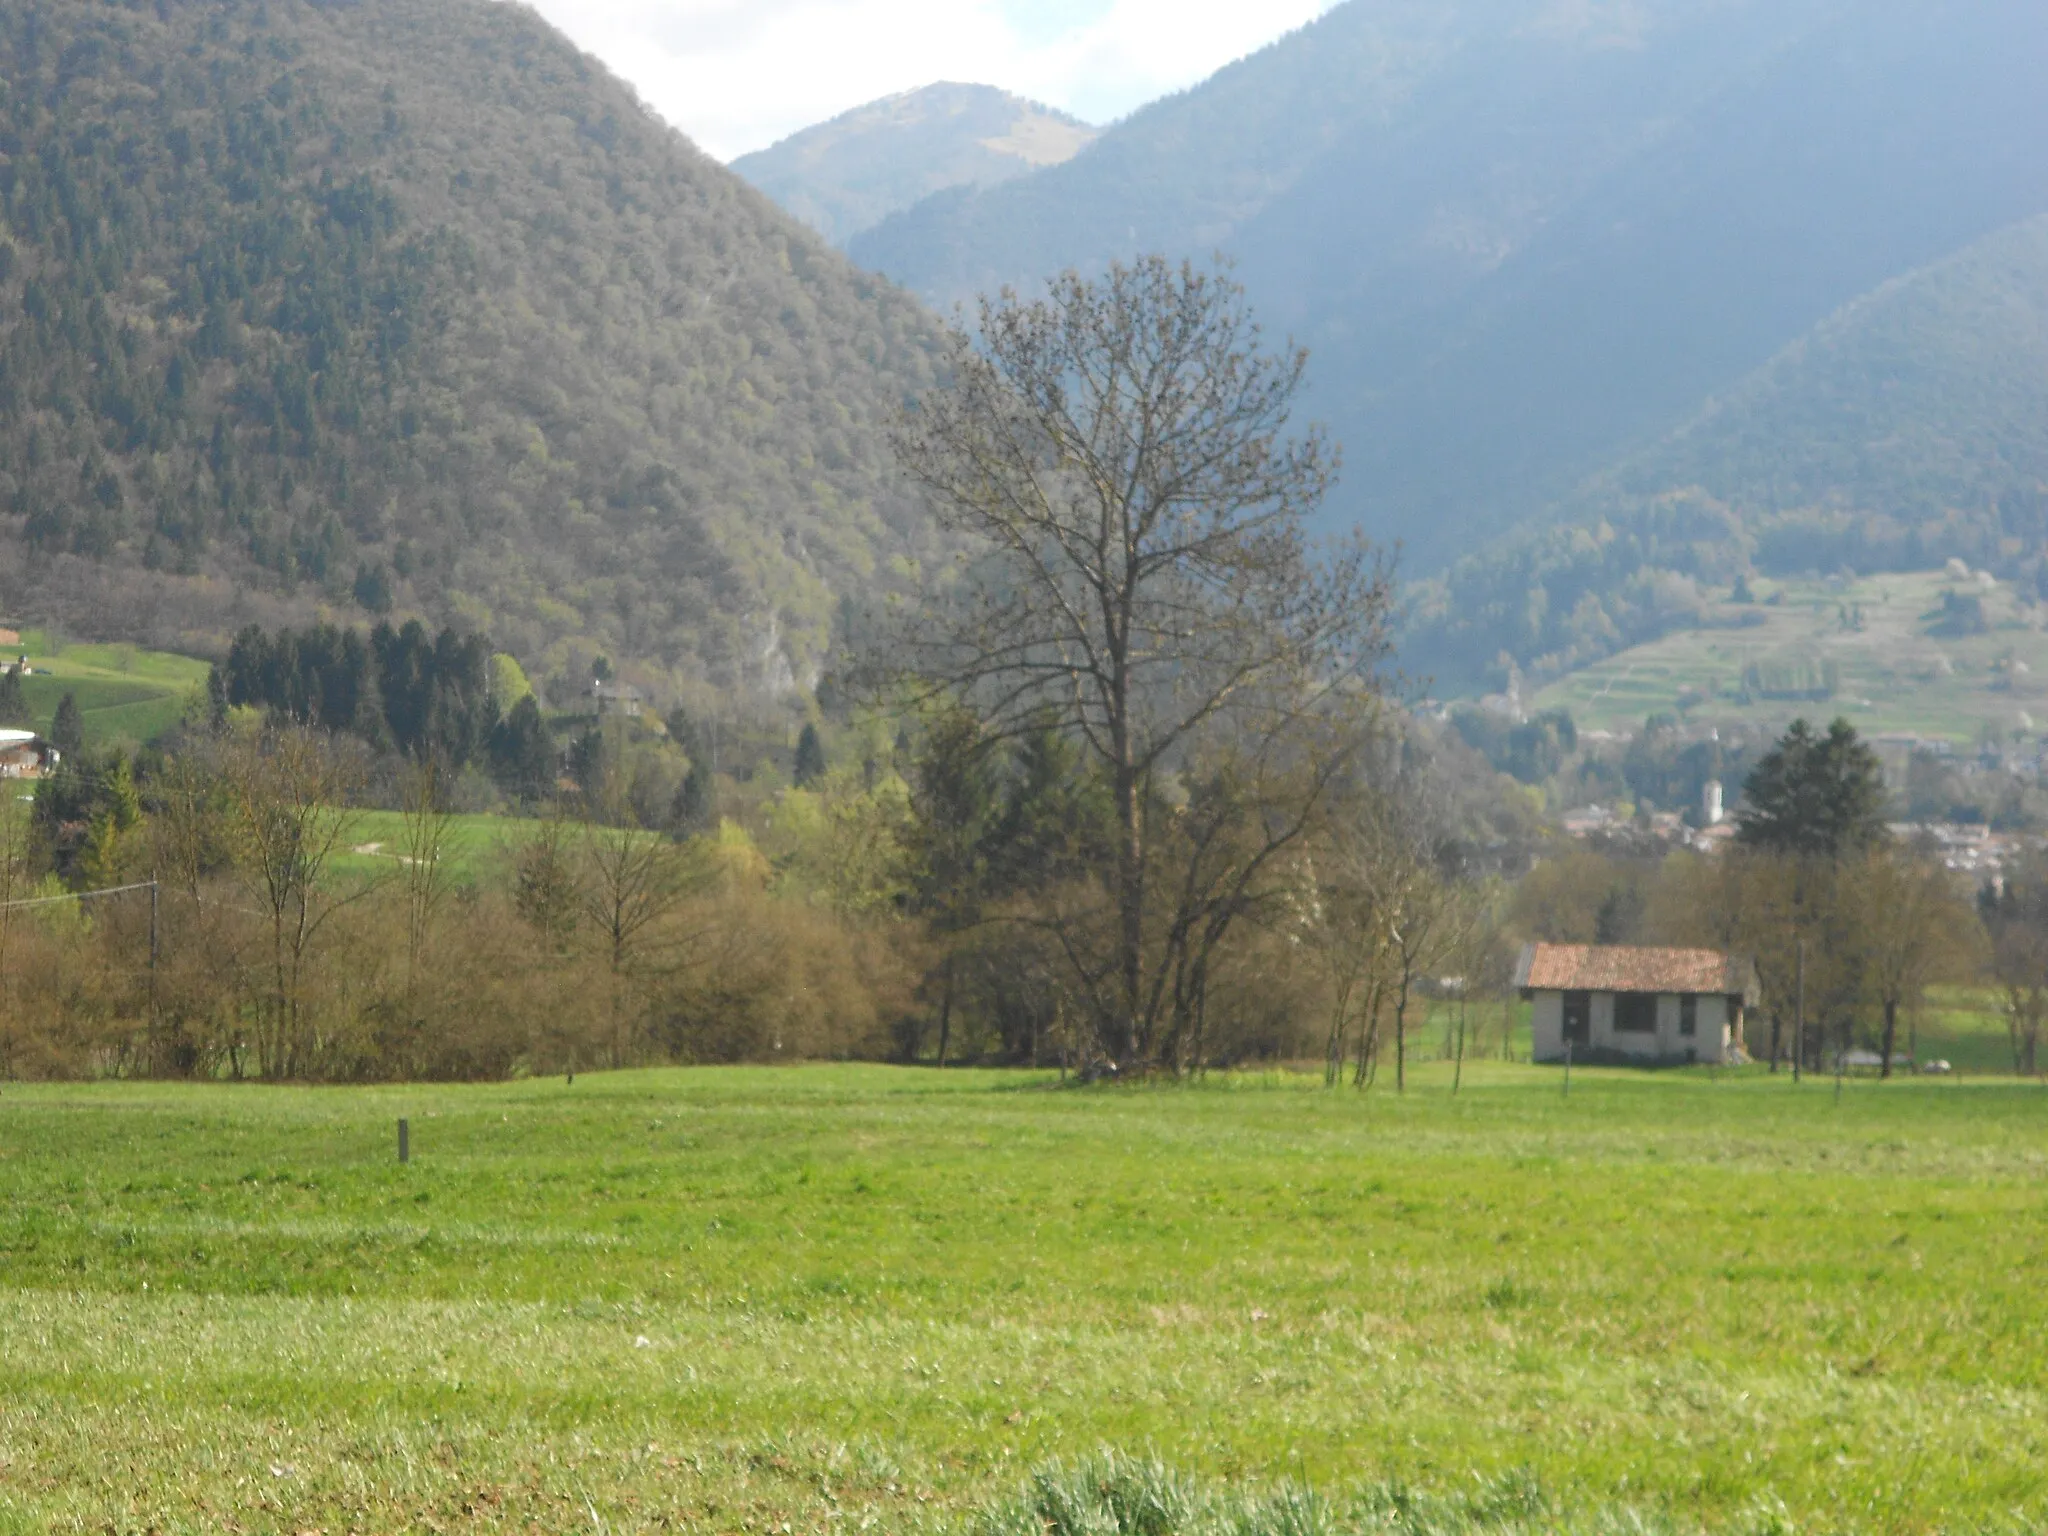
[220,727,372,1079]
[399,755,454,1007]
[1980,851,2048,1075]
[579,822,708,1066]
[877,256,1392,1067]
[1854,843,1978,1078]
[0,788,32,1075]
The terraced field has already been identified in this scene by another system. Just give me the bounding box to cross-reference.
[1534,570,2048,742]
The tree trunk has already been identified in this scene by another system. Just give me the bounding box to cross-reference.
[937,957,954,1068]
[1880,997,1897,1080]
[1114,759,1142,1067]
[1394,966,1411,1094]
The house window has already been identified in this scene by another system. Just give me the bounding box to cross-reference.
[1562,991,1591,1044]
[1614,993,1656,1033]
[1680,995,1698,1037]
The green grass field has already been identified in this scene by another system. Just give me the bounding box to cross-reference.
[2,1064,2045,1534]
[327,809,551,884]
[1533,570,2048,742]
[6,628,211,748]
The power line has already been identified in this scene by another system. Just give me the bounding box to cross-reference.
[0,878,157,911]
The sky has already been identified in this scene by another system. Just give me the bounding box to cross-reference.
[524,0,1344,162]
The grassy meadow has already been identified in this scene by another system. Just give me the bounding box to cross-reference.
[1,1064,2045,1534]
[5,628,210,748]
[1533,570,2048,742]
[327,809,553,884]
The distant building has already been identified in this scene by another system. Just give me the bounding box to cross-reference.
[591,681,645,718]
[1516,943,1758,1066]
[1701,779,1724,826]
[0,729,60,779]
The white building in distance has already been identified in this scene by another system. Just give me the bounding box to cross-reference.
[1516,943,1758,1066]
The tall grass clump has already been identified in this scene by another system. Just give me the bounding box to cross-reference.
[965,1455,1830,1536]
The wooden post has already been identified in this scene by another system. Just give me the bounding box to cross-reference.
[147,876,159,1036]
[397,1118,410,1164]
[1793,938,1805,1085]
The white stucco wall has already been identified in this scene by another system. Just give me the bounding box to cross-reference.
[1528,990,1735,1064]
[1530,990,1564,1060]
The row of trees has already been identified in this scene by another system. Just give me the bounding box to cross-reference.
[4,258,2041,1084]
[0,723,909,1082]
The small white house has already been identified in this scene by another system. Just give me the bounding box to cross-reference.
[1515,943,1757,1066]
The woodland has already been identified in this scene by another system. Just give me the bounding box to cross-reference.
[0,0,943,704]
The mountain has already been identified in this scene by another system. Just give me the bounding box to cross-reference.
[1411,214,2048,693]
[850,0,2048,588]
[732,84,1097,248]
[0,0,947,701]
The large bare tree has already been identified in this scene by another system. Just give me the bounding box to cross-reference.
[879,257,1392,1066]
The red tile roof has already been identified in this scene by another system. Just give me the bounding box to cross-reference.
[1514,943,1756,1000]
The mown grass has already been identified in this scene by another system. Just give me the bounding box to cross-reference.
[326,808,551,884]
[8,629,210,748]
[0,1064,2044,1534]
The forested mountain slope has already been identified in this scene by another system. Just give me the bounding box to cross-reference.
[1410,216,2048,693]
[850,0,2048,583]
[0,0,945,698]
[732,84,1096,247]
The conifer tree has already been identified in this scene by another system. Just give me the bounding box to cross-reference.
[50,694,84,757]
[1736,718,1887,860]
[669,757,714,836]
[0,666,30,728]
[794,722,827,787]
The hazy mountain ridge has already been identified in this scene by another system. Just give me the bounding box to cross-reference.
[1410,215,2048,694]
[733,84,1097,247]
[0,0,948,699]
[850,0,2048,607]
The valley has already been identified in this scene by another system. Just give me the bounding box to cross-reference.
[1533,570,2048,744]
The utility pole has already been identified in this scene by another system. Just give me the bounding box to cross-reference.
[148,875,160,1040]
[1793,937,1804,1085]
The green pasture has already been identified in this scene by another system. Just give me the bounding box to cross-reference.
[327,809,550,883]
[7,628,210,748]
[1534,570,2048,741]
[2,1065,2045,1534]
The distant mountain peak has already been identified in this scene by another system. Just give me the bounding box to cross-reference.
[732,84,1098,247]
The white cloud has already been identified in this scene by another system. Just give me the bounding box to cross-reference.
[522,0,1341,162]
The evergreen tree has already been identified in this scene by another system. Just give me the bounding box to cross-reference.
[50,694,84,757]
[669,756,714,836]
[488,696,555,801]
[664,705,701,759]
[0,666,30,728]
[569,723,610,810]
[1736,717,1887,859]
[794,721,827,787]
[205,664,230,733]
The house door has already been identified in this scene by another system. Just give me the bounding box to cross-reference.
[1562,991,1591,1046]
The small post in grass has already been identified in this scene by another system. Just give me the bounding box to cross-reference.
[1563,1039,1572,1099]
[397,1117,410,1164]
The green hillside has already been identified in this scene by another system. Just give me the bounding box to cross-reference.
[850,0,2048,582]
[1416,217,2048,695]
[1,628,208,749]
[1531,569,2048,744]
[0,0,945,701]
[732,83,1096,247]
